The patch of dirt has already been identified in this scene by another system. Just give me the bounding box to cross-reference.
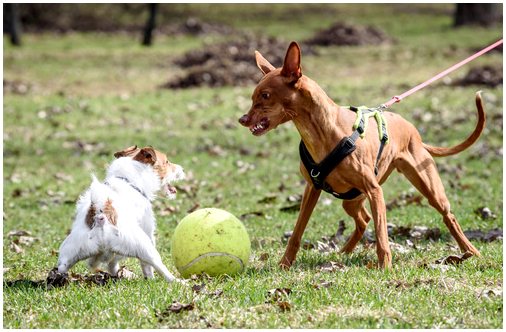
[14,4,145,33]
[3,79,32,95]
[386,191,423,211]
[304,22,394,47]
[473,41,503,54]
[157,301,195,317]
[453,65,503,87]
[164,34,316,89]
[166,17,235,36]
[464,228,503,242]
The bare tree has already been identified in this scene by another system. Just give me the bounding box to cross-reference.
[142,3,158,46]
[454,3,502,27]
[5,3,22,46]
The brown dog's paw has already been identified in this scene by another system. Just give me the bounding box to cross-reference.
[278,257,293,270]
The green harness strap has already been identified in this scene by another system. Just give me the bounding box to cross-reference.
[349,106,389,143]
[346,105,389,175]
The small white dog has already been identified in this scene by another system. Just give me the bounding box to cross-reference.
[57,145,185,282]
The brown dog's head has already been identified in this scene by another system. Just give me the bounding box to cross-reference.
[238,42,304,136]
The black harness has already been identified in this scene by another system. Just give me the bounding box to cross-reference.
[105,176,148,200]
[299,106,389,200]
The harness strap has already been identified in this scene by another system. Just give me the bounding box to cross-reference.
[299,130,362,200]
[299,106,389,200]
[350,106,389,175]
[105,176,148,200]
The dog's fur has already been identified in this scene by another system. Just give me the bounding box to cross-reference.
[57,145,185,281]
[239,42,485,269]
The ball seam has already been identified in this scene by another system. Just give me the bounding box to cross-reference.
[179,252,244,274]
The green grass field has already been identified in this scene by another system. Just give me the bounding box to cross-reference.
[3,4,503,328]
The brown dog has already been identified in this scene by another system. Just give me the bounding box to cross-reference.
[239,41,485,269]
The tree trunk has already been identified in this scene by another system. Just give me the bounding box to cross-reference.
[5,3,22,46]
[142,3,158,46]
[454,3,502,27]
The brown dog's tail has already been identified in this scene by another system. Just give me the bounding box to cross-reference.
[423,91,486,157]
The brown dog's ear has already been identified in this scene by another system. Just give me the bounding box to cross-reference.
[114,145,138,158]
[133,146,157,165]
[281,41,302,83]
[255,50,275,75]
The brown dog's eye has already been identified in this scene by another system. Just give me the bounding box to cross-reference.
[261,92,270,100]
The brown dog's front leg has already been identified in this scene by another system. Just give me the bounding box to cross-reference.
[366,185,392,269]
[279,183,321,269]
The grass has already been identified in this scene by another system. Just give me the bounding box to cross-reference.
[3,3,503,329]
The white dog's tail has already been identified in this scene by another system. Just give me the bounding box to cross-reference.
[89,175,109,208]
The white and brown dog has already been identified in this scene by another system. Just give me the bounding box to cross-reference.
[56,145,185,282]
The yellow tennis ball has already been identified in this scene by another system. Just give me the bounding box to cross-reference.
[171,208,251,278]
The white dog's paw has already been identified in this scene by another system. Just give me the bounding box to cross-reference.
[174,278,189,286]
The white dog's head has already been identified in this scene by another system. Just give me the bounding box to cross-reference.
[114,145,185,200]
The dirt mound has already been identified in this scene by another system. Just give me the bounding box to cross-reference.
[473,41,503,54]
[164,34,316,89]
[454,65,502,87]
[3,79,31,95]
[166,17,235,36]
[305,22,393,46]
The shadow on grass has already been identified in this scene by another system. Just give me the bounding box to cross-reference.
[3,279,47,290]
[3,268,122,291]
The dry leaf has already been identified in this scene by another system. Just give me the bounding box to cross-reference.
[425,264,456,272]
[277,301,291,312]
[302,240,315,250]
[7,230,32,238]
[240,211,265,220]
[10,242,23,253]
[257,194,278,204]
[85,271,117,286]
[386,191,423,211]
[16,236,39,246]
[389,241,410,254]
[316,240,339,253]
[435,252,473,265]
[192,283,205,293]
[187,203,200,213]
[117,266,136,280]
[286,194,302,203]
[266,287,292,302]
[313,280,333,289]
[464,228,503,242]
[46,268,69,288]
[168,301,195,314]
[259,252,270,261]
[279,203,300,213]
[366,261,376,269]
[478,288,502,299]
[318,261,347,273]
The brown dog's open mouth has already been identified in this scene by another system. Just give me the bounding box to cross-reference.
[249,117,270,136]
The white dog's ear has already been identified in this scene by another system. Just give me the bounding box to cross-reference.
[255,50,275,75]
[114,145,138,158]
[133,146,157,165]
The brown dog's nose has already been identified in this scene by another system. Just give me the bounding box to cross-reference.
[238,114,250,126]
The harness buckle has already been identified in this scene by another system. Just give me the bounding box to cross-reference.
[343,137,355,150]
[310,169,320,178]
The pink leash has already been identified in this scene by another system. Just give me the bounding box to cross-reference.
[381,39,503,109]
